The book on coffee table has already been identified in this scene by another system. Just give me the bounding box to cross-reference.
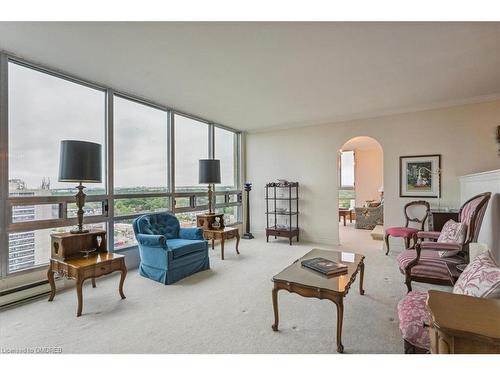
[301,257,348,276]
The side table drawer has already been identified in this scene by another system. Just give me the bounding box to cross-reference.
[95,263,112,276]
[82,262,113,278]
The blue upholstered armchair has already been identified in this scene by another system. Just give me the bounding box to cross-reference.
[132,212,209,284]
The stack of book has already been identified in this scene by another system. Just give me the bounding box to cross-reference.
[301,257,348,276]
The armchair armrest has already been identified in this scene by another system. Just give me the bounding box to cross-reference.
[417,231,441,240]
[136,233,167,248]
[420,241,462,252]
[179,227,204,240]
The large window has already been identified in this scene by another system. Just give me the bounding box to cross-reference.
[338,150,355,209]
[1,55,242,280]
[114,96,168,194]
[174,114,208,191]
[339,150,355,189]
[215,127,237,189]
[8,62,106,197]
[6,62,106,273]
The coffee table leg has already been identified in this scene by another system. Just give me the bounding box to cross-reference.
[92,278,96,288]
[334,297,344,353]
[211,238,214,250]
[359,260,365,295]
[76,276,84,317]
[235,231,240,254]
[47,269,56,302]
[272,286,279,331]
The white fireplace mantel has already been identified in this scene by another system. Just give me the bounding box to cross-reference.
[460,169,500,263]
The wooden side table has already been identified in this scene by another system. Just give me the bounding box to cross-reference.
[203,227,240,260]
[196,213,225,230]
[427,290,500,353]
[47,230,127,317]
[338,208,353,226]
[428,209,459,231]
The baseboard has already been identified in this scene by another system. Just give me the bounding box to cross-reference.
[0,278,64,308]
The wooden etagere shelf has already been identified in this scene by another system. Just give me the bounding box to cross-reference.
[265,181,299,245]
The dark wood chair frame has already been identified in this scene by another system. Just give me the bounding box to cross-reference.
[403,192,491,293]
[385,200,430,255]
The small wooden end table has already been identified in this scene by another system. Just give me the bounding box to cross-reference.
[203,227,240,260]
[272,249,365,353]
[47,252,127,317]
[196,213,225,230]
[427,290,500,353]
[338,208,353,226]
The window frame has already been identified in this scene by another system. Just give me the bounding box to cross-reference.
[0,52,242,279]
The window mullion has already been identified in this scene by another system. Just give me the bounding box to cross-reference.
[106,89,115,251]
[0,52,9,278]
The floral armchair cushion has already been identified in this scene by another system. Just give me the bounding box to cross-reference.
[452,251,500,298]
[437,219,467,257]
[397,291,430,351]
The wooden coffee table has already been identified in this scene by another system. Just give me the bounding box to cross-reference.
[203,226,240,260]
[271,249,365,353]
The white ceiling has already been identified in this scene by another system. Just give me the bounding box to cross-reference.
[0,22,499,132]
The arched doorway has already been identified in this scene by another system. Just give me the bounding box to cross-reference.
[337,136,384,244]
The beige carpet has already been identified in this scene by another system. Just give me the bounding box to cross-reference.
[0,224,450,354]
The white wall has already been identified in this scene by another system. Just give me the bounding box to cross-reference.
[353,147,384,207]
[246,100,500,248]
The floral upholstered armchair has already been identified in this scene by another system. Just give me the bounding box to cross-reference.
[397,192,491,293]
[397,243,500,353]
[355,203,384,230]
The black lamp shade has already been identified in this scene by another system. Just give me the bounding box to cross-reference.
[58,140,102,183]
[199,159,221,184]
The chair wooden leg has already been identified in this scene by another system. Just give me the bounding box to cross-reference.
[384,234,390,255]
[404,237,410,249]
[404,273,413,293]
[404,340,428,354]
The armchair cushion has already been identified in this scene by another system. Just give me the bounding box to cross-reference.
[397,249,464,281]
[397,291,430,351]
[453,251,500,298]
[436,220,466,257]
[179,227,204,240]
[167,238,207,259]
[416,231,441,240]
[386,227,419,238]
[136,233,167,248]
[420,241,462,258]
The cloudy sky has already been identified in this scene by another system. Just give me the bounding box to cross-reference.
[8,62,235,193]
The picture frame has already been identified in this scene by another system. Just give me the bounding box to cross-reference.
[399,154,441,198]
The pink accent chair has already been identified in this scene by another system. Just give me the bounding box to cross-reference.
[397,192,491,293]
[384,200,430,255]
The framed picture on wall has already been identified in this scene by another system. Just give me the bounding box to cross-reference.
[399,154,441,198]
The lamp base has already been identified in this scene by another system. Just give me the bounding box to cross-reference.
[70,228,90,234]
[242,232,254,239]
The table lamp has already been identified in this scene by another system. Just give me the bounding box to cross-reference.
[59,140,102,233]
[199,159,221,214]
